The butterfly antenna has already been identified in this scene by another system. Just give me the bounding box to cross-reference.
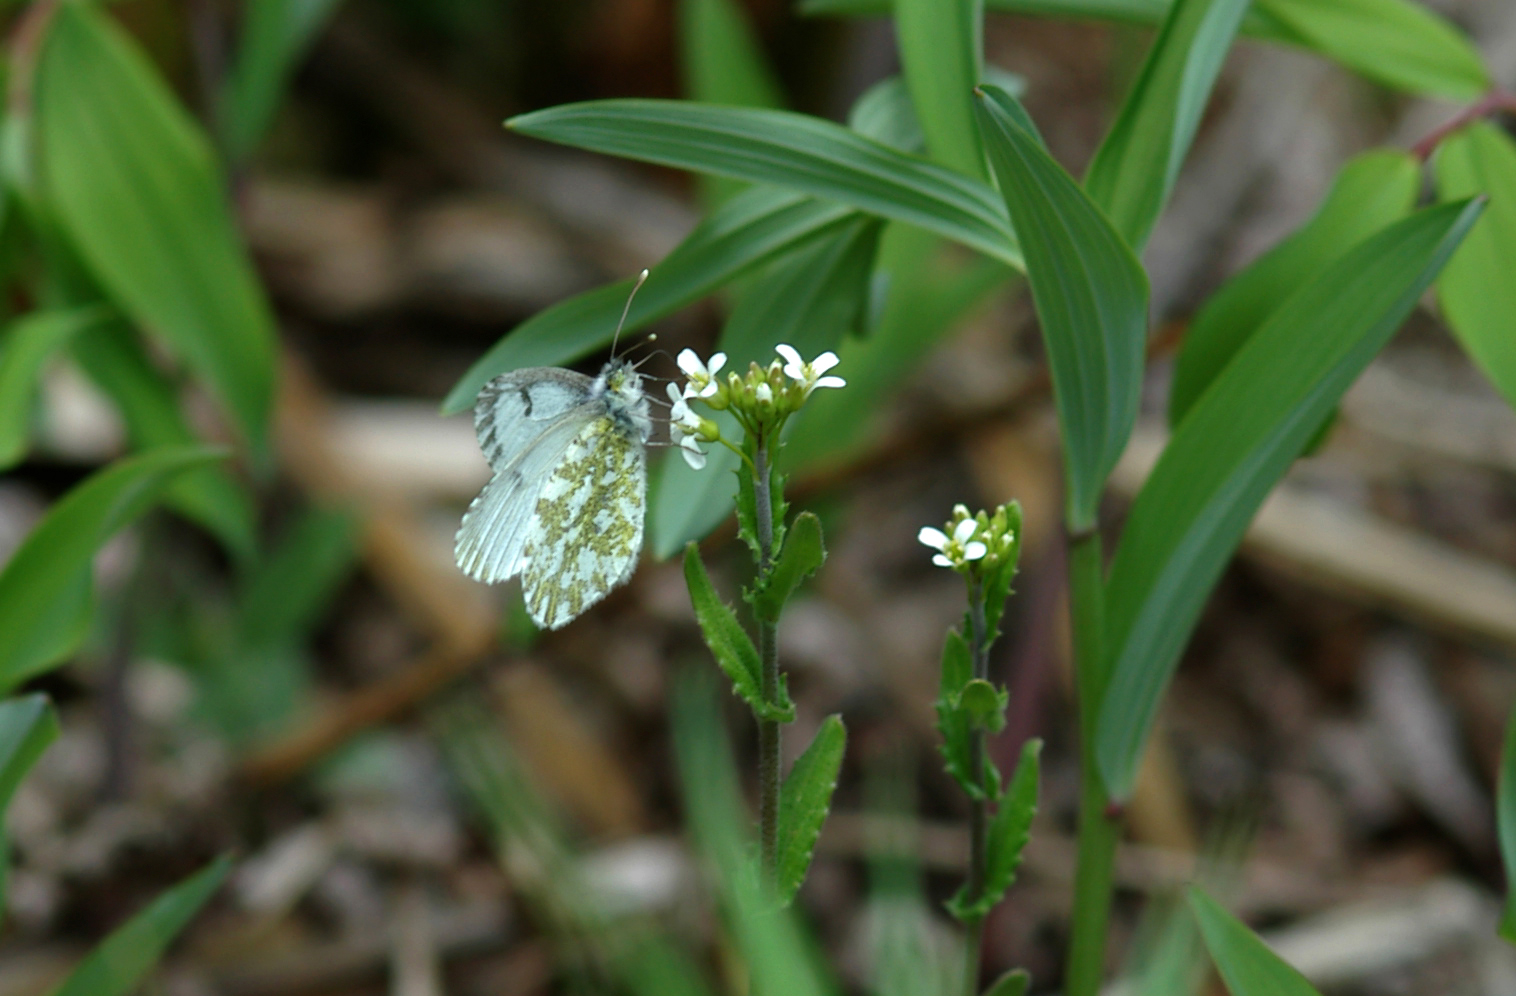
[611,269,650,360]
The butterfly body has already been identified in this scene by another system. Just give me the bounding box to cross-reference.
[456,358,651,629]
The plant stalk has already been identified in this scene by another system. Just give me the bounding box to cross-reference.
[962,576,990,996]
[753,442,781,881]
[1064,527,1119,996]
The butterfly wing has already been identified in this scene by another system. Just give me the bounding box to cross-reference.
[519,414,647,629]
[455,368,597,584]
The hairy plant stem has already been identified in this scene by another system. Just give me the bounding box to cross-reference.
[1064,527,1119,996]
[753,441,781,881]
[962,576,990,996]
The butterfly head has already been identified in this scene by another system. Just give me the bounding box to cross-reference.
[592,358,653,443]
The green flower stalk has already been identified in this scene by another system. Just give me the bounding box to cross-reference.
[679,345,847,900]
[922,503,1041,996]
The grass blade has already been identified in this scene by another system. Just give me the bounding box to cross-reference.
[0,306,109,469]
[896,0,986,178]
[1190,888,1322,996]
[1097,199,1484,801]
[974,86,1148,531]
[220,0,344,162]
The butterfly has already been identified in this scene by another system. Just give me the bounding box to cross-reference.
[455,357,653,629]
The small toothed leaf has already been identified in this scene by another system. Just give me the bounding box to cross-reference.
[947,739,1040,922]
[683,544,795,723]
[776,714,846,903]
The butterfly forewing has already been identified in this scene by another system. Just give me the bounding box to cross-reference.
[474,368,596,471]
[520,415,647,629]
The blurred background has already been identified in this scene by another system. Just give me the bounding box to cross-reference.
[4,0,1516,993]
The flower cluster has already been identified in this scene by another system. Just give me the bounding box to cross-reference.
[670,344,845,469]
[919,504,1018,575]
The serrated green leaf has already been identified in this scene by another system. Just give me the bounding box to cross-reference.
[443,186,857,414]
[897,0,985,178]
[508,100,1023,269]
[220,0,343,163]
[1170,148,1420,428]
[37,4,278,453]
[1499,703,1516,944]
[0,446,225,691]
[948,738,1040,921]
[70,321,256,559]
[1083,0,1251,251]
[940,628,973,700]
[682,544,794,722]
[960,679,1008,734]
[1434,122,1516,413]
[1190,888,1323,996]
[0,306,109,469]
[49,855,232,996]
[754,512,826,623]
[974,86,1148,531]
[803,0,1487,99]
[982,969,1031,996]
[776,714,846,903]
[1097,199,1484,802]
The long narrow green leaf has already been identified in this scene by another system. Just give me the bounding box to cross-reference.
[221,0,344,162]
[975,86,1148,531]
[71,322,257,559]
[1260,0,1487,100]
[50,856,231,996]
[896,0,986,178]
[443,186,857,413]
[1500,703,1516,943]
[0,306,109,469]
[1097,199,1484,801]
[1190,889,1322,996]
[1084,0,1251,251]
[804,0,1487,99]
[0,694,59,912]
[507,100,1023,269]
[0,446,226,691]
[650,215,880,555]
[1435,122,1516,412]
[679,0,785,207]
[37,4,278,453]
[1169,148,1419,427]
[776,714,846,903]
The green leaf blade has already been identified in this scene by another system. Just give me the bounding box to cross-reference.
[947,738,1040,921]
[682,544,793,722]
[49,856,232,996]
[443,186,858,414]
[1434,122,1516,413]
[1097,198,1485,802]
[0,306,110,470]
[777,714,847,903]
[755,511,827,623]
[221,0,343,162]
[1190,888,1323,996]
[974,86,1149,530]
[1083,0,1251,251]
[507,100,1023,269]
[896,0,986,178]
[0,446,226,691]
[37,5,279,455]
[1169,148,1420,427]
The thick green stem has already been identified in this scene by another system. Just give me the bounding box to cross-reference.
[753,443,781,881]
[1064,527,1120,996]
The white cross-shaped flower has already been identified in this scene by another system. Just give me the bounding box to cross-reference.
[775,344,845,398]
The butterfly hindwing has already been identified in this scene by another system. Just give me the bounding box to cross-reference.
[520,414,647,629]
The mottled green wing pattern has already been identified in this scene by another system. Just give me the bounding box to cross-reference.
[520,415,647,629]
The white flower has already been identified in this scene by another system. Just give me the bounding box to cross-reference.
[677,348,726,398]
[678,434,707,470]
[918,526,955,567]
[919,518,984,568]
[954,519,987,561]
[775,344,845,397]
[665,382,708,469]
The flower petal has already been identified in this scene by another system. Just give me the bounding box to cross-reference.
[810,351,840,375]
[932,553,954,568]
[814,376,846,390]
[676,348,704,377]
[963,542,988,561]
[918,526,950,551]
[953,519,979,544]
[774,343,802,367]
[708,352,727,375]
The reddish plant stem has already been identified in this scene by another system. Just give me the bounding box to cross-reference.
[1412,89,1516,162]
